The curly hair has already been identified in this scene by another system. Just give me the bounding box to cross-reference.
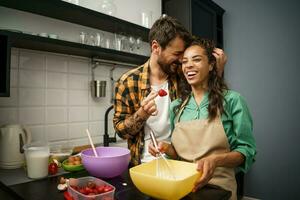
[175,37,228,121]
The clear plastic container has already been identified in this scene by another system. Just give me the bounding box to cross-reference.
[68,176,115,200]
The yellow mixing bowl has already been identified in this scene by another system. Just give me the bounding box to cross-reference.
[129,158,201,200]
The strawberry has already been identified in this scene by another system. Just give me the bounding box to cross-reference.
[158,89,167,97]
[48,162,58,175]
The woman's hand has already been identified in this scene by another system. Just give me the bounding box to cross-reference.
[148,141,171,156]
[192,151,245,192]
[213,48,227,77]
[193,155,217,192]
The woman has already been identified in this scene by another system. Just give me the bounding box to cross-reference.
[149,38,256,200]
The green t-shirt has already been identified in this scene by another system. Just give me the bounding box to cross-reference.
[170,90,256,173]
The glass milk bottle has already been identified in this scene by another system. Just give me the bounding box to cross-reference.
[23,142,50,179]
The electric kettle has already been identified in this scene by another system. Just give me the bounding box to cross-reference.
[0,124,32,169]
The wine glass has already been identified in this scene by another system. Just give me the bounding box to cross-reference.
[128,36,136,52]
[136,37,142,50]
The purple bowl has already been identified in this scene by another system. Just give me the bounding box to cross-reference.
[81,147,130,178]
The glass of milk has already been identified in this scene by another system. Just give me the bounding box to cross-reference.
[23,142,50,179]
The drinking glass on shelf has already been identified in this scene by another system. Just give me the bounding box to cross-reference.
[104,38,112,49]
[88,34,96,46]
[95,32,104,47]
[79,32,88,44]
[136,37,142,50]
[128,36,136,52]
[114,34,128,51]
[114,34,122,51]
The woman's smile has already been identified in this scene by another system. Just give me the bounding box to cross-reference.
[185,70,198,80]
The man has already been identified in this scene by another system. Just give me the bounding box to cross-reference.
[113,16,227,166]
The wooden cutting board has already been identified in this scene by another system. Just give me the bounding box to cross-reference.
[72,144,91,154]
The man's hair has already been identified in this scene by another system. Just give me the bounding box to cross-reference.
[149,15,192,49]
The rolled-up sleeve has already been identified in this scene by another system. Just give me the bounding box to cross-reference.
[230,94,257,173]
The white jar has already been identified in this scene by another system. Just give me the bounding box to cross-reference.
[23,142,49,179]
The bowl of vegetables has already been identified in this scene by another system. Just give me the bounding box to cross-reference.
[62,155,84,172]
[68,176,114,200]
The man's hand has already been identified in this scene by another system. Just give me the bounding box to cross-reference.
[138,90,158,119]
[213,48,227,77]
[193,155,217,192]
[123,91,158,137]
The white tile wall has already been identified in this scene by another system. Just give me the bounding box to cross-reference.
[0,108,18,125]
[19,70,46,88]
[69,122,89,139]
[46,54,68,73]
[0,88,18,106]
[10,48,19,69]
[68,90,89,106]
[19,88,45,106]
[47,72,68,89]
[19,51,45,71]
[68,74,89,90]
[0,48,132,148]
[29,125,46,142]
[19,107,45,125]
[46,124,68,142]
[46,89,67,106]
[10,69,19,87]
[46,107,68,124]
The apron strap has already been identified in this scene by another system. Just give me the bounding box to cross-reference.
[174,96,190,124]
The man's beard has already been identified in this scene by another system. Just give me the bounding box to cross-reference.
[157,57,181,76]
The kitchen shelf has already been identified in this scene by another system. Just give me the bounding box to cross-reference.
[0,0,151,97]
[0,0,149,42]
[0,30,149,67]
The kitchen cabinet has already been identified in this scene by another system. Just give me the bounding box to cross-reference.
[0,35,10,97]
[0,0,149,97]
[162,0,225,48]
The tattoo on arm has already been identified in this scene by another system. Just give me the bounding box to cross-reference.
[124,111,146,135]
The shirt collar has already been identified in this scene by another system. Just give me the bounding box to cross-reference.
[140,60,151,90]
[140,59,178,100]
[188,92,209,108]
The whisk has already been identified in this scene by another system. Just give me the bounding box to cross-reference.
[149,129,176,180]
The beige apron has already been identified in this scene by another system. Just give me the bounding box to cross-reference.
[171,100,237,200]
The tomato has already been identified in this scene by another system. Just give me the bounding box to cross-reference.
[48,162,58,175]
[102,197,113,200]
[96,185,105,193]
[158,89,167,97]
[79,188,87,195]
[63,191,74,200]
[103,185,113,192]
[71,186,78,191]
